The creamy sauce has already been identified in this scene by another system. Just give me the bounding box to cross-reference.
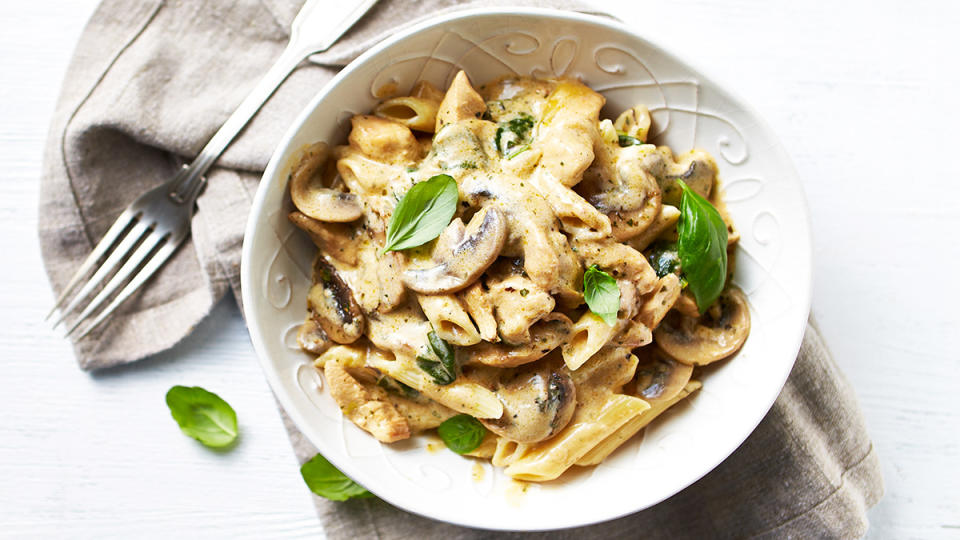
[471,461,485,482]
[293,72,748,482]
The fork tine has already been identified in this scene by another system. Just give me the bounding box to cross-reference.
[74,241,180,339]
[46,209,138,320]
[64,231,167,337]
[51,220,151,328]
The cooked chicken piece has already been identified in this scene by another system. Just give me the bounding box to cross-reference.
[324,362,410,443]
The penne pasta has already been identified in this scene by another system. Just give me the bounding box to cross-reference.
[576,380,702,466]
[460,283,498,343]
[375,96,440,133]
[364,352,503,419]
[562,312,623,370]
[416,293,482,346]
[504,394,651,481]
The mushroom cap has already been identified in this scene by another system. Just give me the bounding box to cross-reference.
[466,313,573,368]
[307,256,365,344]
[402,206,507,294]
[653,286,750,366]
[289,142,363,222]
[634,345,694,403]
[287,211,358,265]
[296,316,331,355]
[480,361,576,444]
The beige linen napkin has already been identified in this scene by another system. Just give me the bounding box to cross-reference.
[38,0,883,536]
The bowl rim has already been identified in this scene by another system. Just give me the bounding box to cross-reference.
[241,5,813,531]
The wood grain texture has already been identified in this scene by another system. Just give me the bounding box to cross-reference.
[0,0,957,538]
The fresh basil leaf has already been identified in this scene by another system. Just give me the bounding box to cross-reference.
[583,265,620,326]
[382,174,458,253]
[676,180,728,313]
[300,454,373,501]
[617,132,644,147]
[417,330,457,385]
[437,414,487,454]
[165,386,238,448]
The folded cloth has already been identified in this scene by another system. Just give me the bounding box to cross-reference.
[38,0,883,536]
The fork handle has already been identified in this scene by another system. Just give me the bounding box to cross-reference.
[172,44,309,201]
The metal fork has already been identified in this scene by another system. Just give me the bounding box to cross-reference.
[49,0,380,338]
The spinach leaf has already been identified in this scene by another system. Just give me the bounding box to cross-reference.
[382,174,458,253]
[165,386,238,448]
[647,242,682,278]
[676,180,728,313]
[495,113,535,156]
[377,376,420,399]
[437,414,487,454]
[583,265,620,326]
[416,330,457,385]
[617,132,644,147]
[300,454,373,501]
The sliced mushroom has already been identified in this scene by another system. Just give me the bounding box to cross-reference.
[673,290,702,318]
[307,256,365,344]
[288,211,358,265]
[634,345,694,403]
[289,142,363,222]
[638,147,717,207]
[296,316,331,355]
[467,313,573,368]
[654,286,750,366]
[402,206,507,294]
[480,361,576,443]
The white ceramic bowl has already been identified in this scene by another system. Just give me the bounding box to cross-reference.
[241,7,811,531]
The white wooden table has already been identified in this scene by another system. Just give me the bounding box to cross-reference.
[1,1,957,537]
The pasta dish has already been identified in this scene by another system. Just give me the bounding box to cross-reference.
[286,71,750,482]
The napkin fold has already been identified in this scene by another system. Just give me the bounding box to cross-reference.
[38,0,883,536]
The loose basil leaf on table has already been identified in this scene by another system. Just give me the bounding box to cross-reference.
[300,454,373,501]
[437,414,487,454]
[583,265,620,326]
[382,174,458,253]
[676,179,729,313]
[165,385,238,448]
[416,330,457,385]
